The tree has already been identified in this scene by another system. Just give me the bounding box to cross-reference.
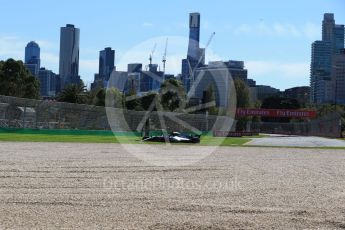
[234,79,250,108]
[252,100,262,123]
[316,104,342,117]
[234,79,251,131]
[140,91,158,111]
[202,84,218,115]
[124,88,142,111]
[105,87,124,108]
[159,79,186,112]
[90,87,106,106]
[0,59,40,99]
[261,96,301,122]
[57,83,87,104]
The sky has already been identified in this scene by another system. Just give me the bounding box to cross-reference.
[0,0,344,90]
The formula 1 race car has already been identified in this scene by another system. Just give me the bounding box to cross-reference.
[142,132,200,143]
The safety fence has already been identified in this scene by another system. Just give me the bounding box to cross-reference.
[0,95,342,138]
[0,95,226,134]
[248,112,342,138]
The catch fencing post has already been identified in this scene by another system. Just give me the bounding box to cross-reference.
[205,111,209,131]
[22,106,26,128]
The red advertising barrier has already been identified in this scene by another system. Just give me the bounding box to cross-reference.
[236,108,316,118]
[213,131,259,137]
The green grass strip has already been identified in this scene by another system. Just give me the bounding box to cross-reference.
[0,133,251,146]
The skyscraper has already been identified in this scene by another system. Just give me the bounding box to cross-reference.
[182,12,205,92]
[24,41,40,76]
[187,12,200,63]
[91,47,115,89]
[322,14,345,54]
[310,41,333,104]
[322,13,335,42]
[38,68,56,97]
[310,13,344,104]
[332,49,345,105]
[334,25,345,53]
[59,24,80,88]
[99,47,115,81]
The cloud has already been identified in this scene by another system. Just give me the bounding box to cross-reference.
[273,23,287,34]
[246,60,310,79]
[142,22,154,27]
[303,22,320,40]
[0,34,312,90]
[234,24,251,35]
[0,35,99,78]
[223,24,233,30]
[79,59,98,73]
[35,40,58,50]
[0,36,59,73]
[246,60,310,89]
[233,22,319,39]
[202,20,210,30]
[40,52,59,72]
[78,59,99,86]
[205,49,223,64]
[256,22,272,35]
[0,35,60,70]
[0,36,26,59]
[286,24,301,37]
[83,48,101,57]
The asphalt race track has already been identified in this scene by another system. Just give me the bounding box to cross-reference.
[0,142,345,229]
[247,135,345,147]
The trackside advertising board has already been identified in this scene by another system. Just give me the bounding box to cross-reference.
[236,108,316,118]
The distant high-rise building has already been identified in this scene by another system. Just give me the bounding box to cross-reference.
[252,85,280,101]
[127,63,142,73]
[191,66,232,107]
[125,63,142,93]
[310,13,344,104]
[332,49,345,105]
[208,60,248,82]
[141,64,163,92]
[106,61,165,95]
[99,47,115,80]
[182,12,207,92]
[24,41,40,76]
[187,12,200,63]
[91,47,115,90]
[181,59,191,90]
[247,79,256,87]
[59,24,80,88]
[322,13,335,42]
[334,25,345,53]
[188,60,248,107]
[283,86,310,104]
[38,68,56,97]
[24,64,39,77]
[310,41,333,104]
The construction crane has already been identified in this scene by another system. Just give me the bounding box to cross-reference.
[149,43,157,65]
[197,32,215,68]
[162,38,168,73]
[187,59,193,77]
[187,32,216,96]
[190,32,216,78]
[205,32,215,51]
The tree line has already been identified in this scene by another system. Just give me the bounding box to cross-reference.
[0,59,191,112]
[1,58,344,125]
[0,59,40,99]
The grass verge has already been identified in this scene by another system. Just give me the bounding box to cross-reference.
[0,133,251,146]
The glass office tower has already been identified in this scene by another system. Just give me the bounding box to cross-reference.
[59,24,80,88]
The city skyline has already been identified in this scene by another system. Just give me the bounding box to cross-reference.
[0,0,344,90]
[310,13,345,104]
